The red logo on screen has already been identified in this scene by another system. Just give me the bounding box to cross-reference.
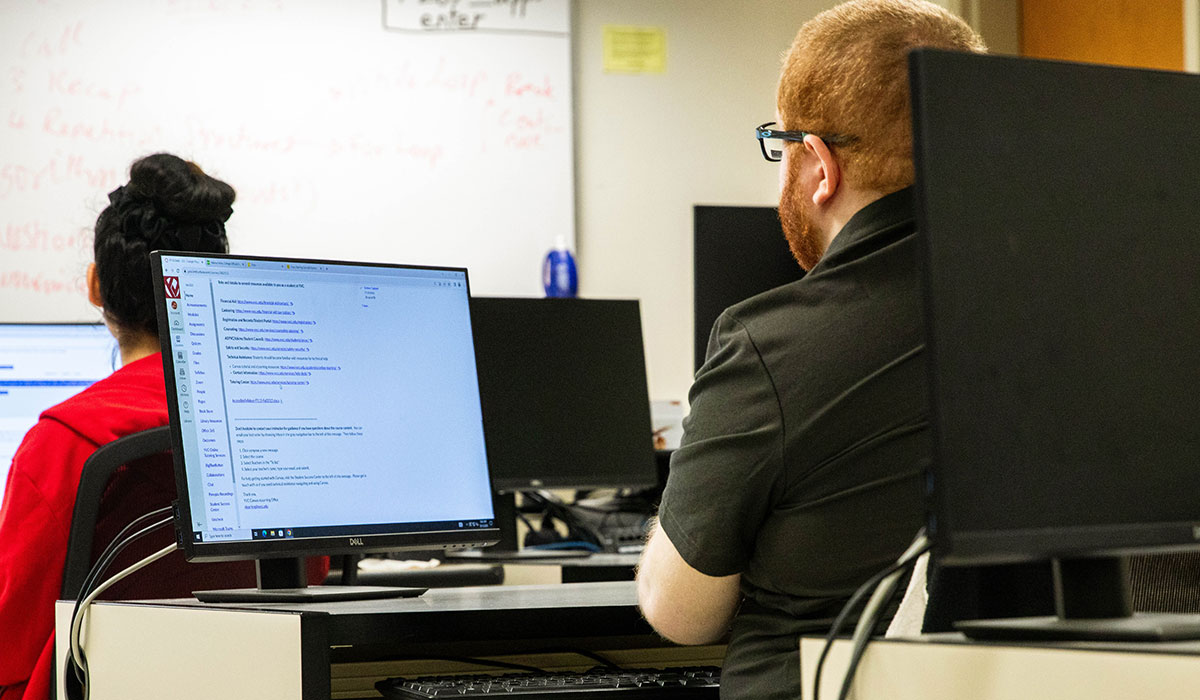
[164,276,180,299]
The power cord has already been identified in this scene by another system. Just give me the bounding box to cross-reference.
[521,491,605,549]
[66,508,172,693]
[835,532,930,700]
[64,511,174,700]
[73,507,171,611]
[68,542,175,699]
[812,528,931,700]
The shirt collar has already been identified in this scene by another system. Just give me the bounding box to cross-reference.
[819,186,915,263]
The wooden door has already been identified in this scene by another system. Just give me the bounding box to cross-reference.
[1021,0,1184,70]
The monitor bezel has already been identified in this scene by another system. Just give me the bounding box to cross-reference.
[0,321,106,329]
[0,322,115,372]
[151,250,501,562]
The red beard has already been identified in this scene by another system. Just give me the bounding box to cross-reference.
[779,156,824,271]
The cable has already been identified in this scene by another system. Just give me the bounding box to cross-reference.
[523,491,605,548]
[70,542,175,679]
[368,648,619,674]
[397,648,619,673]
[836,534,929,700]
[811,529,929,700]
[849,532,931,649]
[64,512,173,698]
[810,558,910,700]
[834,578,909,700]
[69,515,173,656]
[557,648,619,669]
[66,515,174,700]
[75,506,171,603]
[399,656,546,673]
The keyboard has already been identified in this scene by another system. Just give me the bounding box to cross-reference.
[375,666,720,698]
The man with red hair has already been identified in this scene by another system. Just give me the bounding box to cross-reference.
[636,2,985,697]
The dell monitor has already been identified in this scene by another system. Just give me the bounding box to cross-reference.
[470,297,657,493]
[152,252,499,602]
[0,323,116,502]
[912,49,1200,639]
[693,205,804,372]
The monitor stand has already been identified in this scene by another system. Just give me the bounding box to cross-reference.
[193,557,427,603]
[956,556,1200,642]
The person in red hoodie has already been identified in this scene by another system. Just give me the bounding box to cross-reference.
[0,154,324,700]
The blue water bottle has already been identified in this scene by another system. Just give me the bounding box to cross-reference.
[542,236,578,297]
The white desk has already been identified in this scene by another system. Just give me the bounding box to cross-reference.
[800,634,1200,700]
[56,581,722,700]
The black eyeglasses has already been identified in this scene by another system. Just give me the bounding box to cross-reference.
[755,122,854,162]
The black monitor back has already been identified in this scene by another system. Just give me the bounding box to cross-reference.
[693,205,804,372]
[912,49,1200,566]
[471,297,656,491]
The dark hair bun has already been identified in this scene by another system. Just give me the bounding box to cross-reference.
[93,153,235,337]
[126,153,235,224]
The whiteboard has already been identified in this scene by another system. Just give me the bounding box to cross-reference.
[0,0,573,322]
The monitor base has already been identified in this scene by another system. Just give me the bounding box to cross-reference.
[194,584,426,604]
[957,612,1200,642]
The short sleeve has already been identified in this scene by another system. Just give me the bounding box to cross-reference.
[657,311,785,577]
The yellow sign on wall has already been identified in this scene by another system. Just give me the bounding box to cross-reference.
[603,25,667,74]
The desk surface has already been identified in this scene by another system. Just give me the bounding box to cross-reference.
[800,633,1200,700]
[60,581,717,700]
[123,581,649,645]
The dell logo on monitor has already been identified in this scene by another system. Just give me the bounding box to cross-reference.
[349,537,365,546]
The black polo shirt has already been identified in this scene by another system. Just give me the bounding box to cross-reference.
[658,187,928,700]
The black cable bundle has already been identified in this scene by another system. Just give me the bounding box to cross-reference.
[64,507,174,700]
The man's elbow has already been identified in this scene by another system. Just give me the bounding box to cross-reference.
[637,572,729,645]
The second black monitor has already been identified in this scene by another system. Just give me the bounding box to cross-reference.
[693,205,805,372]
[471,297,656,492]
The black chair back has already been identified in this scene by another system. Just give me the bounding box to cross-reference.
[60,426,173,601]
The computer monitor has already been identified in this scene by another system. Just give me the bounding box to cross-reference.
[0,323,116,502]
[151,251,499,602]
[470,297,657,492]
[693,205,804,372]
[912,49,1200,639]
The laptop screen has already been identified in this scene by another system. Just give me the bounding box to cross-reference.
[155,252,495,555]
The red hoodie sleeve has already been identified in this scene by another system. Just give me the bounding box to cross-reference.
[0,418,98,700]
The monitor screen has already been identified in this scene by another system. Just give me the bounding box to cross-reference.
[912,50,1200,568]
[152,252,499,571]
[0,323,116,501]
[693,205,804,372]
[470,297,656,492]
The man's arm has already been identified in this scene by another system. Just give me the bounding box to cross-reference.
[636,517,742,645]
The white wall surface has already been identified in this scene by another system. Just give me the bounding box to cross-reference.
[573,0,838,404]
[573,0,1017,405]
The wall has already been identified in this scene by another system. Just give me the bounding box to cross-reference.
[572,0,1013,404]
[572,0,838,404]
[949,0,1021,55]
[1189,0,1200,72]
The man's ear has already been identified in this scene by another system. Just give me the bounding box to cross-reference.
[86,263,103,308]
[803,134,841,206]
